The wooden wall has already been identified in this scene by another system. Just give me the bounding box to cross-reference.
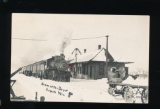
[70,61,126,80]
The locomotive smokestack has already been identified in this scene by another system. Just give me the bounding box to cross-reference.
[54,55,58,61]
[60,53,65,59]
[98,45,101,50]
[84,49,87,53]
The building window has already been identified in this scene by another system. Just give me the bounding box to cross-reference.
[79,66,80,74]
[74,66,76,73]
[99,63,104,75]
[77,66,79,74]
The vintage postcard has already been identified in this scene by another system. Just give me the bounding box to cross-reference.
[11,14,149,103]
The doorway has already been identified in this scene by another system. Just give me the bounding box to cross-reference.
[90,66,94,79]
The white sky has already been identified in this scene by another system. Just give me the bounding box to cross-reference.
[11,13,150,73]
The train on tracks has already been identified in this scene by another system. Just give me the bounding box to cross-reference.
[21,54,71,82]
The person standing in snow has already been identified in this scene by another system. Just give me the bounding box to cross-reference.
[119,67,127,80]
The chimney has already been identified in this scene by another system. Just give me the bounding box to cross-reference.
[98,45,101,50]
[84,49,87,53]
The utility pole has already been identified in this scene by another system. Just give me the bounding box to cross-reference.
[106,35,109,78]
[72,48,81,78]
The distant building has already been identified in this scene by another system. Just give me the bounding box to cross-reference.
[68,45,133,79]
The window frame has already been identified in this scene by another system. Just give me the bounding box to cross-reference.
[99,63,104,75]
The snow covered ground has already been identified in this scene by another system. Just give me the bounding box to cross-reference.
[11,73,148,103]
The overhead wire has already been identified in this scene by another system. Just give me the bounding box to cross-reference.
[71,36,105,40]
[12,36,105,42]
[12,38,47,41]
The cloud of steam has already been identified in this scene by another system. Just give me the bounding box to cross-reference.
[17,28,73,68]
[61,37,71,53]
[60,30,72,54]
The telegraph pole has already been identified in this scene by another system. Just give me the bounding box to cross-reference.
[106,35,109,78]
[72,48,81,78]
[75,50,78,78]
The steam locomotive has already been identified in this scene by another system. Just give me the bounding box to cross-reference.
[22,54,71,82]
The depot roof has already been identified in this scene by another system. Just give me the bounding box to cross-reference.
[68,48,133,64]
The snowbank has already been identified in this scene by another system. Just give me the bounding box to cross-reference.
[122,76,148,86]
[11,74,125,103]
[11,73,149,103]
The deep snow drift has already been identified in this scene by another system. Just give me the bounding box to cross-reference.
[122,76,148,86]
[11,73,148,103]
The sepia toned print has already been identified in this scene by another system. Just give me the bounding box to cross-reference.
[11,14,149,103]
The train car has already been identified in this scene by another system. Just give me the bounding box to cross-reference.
[23,66,27,75]
[26,65,32,76]
[22,66,26,74]
[32,63,37,77]
[22,54,71,82]
[34,61,46,78]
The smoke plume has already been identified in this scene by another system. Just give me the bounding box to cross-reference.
[60,30,72,53]
[12,28,73,70]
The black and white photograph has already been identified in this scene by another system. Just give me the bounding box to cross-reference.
[11,13,149,103]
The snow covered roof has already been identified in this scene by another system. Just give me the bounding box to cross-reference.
[109,51,134,64]
[68,48,133,64]
[68,48,105,63]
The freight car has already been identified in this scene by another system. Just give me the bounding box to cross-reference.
[22,54,71,82]
[22,65,32,76]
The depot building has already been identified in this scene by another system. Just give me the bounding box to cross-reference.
[67,45,133,80]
